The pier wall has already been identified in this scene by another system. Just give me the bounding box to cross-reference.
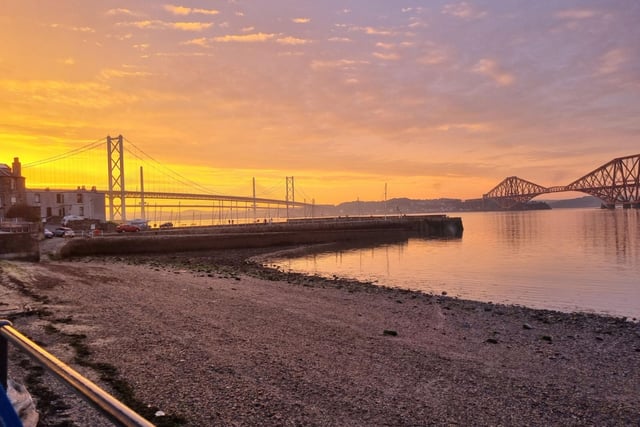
[58,215,463,258]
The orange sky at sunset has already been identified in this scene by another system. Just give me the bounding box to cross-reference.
[1,1,638,204]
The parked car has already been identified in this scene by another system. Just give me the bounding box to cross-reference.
[54,227,75,238]
[44,228,54,238]
[116,224,140,233]
[159,222,173,228]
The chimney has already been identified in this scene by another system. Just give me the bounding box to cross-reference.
[12,157,21,177]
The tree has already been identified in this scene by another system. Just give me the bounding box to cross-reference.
[5,204,41,222]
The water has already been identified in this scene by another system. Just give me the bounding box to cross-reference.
[271,209,640,319]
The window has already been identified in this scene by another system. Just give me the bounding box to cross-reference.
[79,206,84,216]
[56,194,64,203]
[34,194,41,203]
[77,193,83,203]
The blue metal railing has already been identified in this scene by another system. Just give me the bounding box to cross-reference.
[0,320,154,427]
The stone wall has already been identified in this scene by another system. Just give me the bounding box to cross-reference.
[0,233,40,261]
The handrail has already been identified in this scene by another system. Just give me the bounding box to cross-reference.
[0,320,154,427]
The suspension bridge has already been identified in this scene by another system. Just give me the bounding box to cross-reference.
[22,135,315,224]
[484,154,640,209]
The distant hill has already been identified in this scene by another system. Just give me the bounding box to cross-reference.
[542,196,601,209]
[325,197,550,216]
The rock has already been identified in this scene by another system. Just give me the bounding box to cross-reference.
[523,323,533,330]
[383,329,398,336]
[155,410,166,417]
[486,338,499,344]
[541,335,553,342]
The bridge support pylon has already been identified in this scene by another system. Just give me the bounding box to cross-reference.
[107,135,126,222]
[286,176,295,219]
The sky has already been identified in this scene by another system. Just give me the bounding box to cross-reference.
[1,1,638,204]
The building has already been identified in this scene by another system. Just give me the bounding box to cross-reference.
[0,158,27,219]
[2,156,106,222]
[26,187,106,222]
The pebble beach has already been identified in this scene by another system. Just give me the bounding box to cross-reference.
[1,247,640,426]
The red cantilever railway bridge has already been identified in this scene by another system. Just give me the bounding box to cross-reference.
[484,154,640,209]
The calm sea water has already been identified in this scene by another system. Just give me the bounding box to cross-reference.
[271,209,640,319]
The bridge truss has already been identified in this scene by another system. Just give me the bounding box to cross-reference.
[484,154,640,209]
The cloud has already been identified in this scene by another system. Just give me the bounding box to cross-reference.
[0,79,138,108]
[554,9,598,20]
[292,18,310,24]
[58,58,75,66]
[119,20,213,31]
[597,48,627,75]
[212,33,275,43]
[276,36,311,45]
[472,59,514,86]
[164,5,220,16]
[441,2,486,20]
[106,8,137,16]
[376,42,394,50]
[310,59,367,70]
[417,43,450,65]
[100,68,152,79]
[328,37,352,43]
[434,123,493,133]
[49,24,95,33]
[373,52,400,61]
[350,26,394,36]
[182,37,209,47]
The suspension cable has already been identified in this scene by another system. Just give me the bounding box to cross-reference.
[22,138,106,168]
[124,137,229,196]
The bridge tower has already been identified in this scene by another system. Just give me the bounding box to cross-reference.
[286,176,295,219]
[106,135,126,222]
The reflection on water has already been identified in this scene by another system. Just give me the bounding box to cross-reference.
[272,209,640,319]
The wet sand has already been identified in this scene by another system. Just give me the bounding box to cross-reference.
[1,248,639,426]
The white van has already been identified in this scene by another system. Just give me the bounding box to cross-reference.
[62,215,84,226]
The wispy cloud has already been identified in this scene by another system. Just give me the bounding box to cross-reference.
[182,38,209,48]
[434,123,493,133]
[0,79,138,108]
[373,52,400,61]
[597,48,627,75]
[310,59,367,70]
[442,2,486,20]
[212,33,275,43]
[118,20,213,31]
[472,59,514,86]
[376,42,395,50]
[58,58,75,66]
[417,42,450,65]
[328,37,352,43]
[350,26,394,36]
[554,9,599,20]
[106,8,138,16]
[49,24,95,33]
[100,68,152,79]
[292,18,310,24]
[163,5,220,16]
[276,36,311,45]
